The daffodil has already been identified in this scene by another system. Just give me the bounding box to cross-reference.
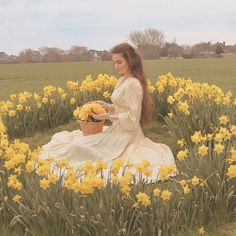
[161,190,172,201]
[226,165,236,179]
[214,143,224,154]
[191,176,200,186]
[177,149,188,160]
[40,178,50,190]
[219,115,229,125]
[136,192,151,206]
[198,227,205,235]
[13,194,22,203]
[153,188,161,197]
[198,145,208,157]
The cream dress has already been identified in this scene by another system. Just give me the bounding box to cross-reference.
[40,76,176,179]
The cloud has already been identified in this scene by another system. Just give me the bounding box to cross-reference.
[169,30,236,45]
[0,0,235,54]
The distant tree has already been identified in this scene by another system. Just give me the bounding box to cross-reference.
[128,31,146,46]
[144,28,165,46]
[39,47,65,62]
[190,41,214,57]
[80,51,93,61]
[18,49,42,63]
[100,50,111,61]
[182,44,192,53]
[166,38,183,58]
[129,28,165,47]
[215,45,224,55]
[138,44,162,59]
[129,28,165,59]
[182,44,194,58]
[67,46,88,61]
[0,52,10,63]
[160,39,183,58]
[201,41,212,48]
[160,46,168,57]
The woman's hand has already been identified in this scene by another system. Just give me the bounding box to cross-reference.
[90,112,109,121]
[93,100,114,111]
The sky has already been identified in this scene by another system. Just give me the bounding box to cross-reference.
[0,0,236,55]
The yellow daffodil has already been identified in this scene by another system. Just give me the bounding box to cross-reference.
[198,145,208,157]
[13,194,22,203]
[161,190,172,201]
[177,149,188,160]
[214,143,224,154]
[153,188,161,197]
[136,192,151,206]
[226,165,236,179]
[219,115,229,125]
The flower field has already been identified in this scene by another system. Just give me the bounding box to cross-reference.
[0,73,236,235]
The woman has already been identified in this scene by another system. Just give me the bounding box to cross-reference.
[40,42,176,179]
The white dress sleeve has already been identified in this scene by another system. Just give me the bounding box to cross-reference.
[110,78,143,131]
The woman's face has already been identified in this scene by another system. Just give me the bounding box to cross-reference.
[112,53,131,77]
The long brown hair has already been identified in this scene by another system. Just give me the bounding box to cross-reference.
[110,42,153,126]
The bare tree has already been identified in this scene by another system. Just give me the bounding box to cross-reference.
[18,49,42,63]
[215,45,224,55]
[39,47,65,62]
[0,52,10,63]
[139,44,162,59]
[166,38,183,58]
[67,46,88,61]
[128,30,147,46]
[191,41,214,57]
[128,28,165,59]
[143,28,165,46]
[129,28,165,47]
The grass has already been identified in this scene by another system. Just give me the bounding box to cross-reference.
[1,58,236,235]
[213,221,236,236]
[1,57,236,101]
[21,120,175,150]
[20,120,236,236]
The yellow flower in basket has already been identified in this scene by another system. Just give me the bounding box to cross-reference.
[73,103,107,136]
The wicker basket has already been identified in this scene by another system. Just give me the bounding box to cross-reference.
[79,120,104,136]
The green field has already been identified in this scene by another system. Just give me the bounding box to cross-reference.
[0,57,236,100]
[1,58,236,235]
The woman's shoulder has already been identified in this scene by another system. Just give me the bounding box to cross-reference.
[126,76,142,89]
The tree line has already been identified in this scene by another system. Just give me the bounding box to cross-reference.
[1,28,236,64]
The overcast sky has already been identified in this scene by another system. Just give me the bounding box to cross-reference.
[1,0,236,55]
